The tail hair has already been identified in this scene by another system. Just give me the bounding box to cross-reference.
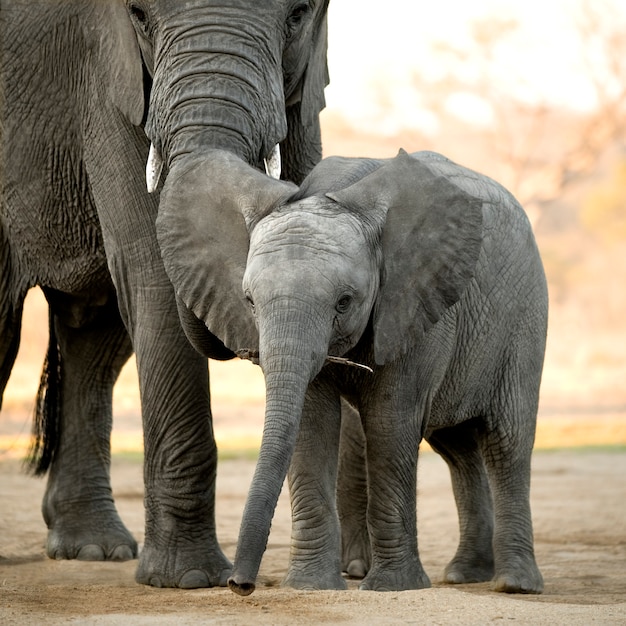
[26,311,62,476]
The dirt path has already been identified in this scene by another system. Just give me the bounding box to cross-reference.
[1,449,625,624]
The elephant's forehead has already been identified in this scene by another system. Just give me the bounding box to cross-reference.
[252,206,364,254]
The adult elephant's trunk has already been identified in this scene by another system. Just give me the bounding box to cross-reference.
[228,301,329,596]
[146,10,287,173]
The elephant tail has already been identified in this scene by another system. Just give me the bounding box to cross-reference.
[26,310,62,476]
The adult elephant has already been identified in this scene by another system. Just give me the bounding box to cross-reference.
[0,0,330,589]
[157,149,547,595]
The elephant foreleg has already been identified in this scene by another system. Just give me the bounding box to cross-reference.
[40,288,137,561]
[283,379,346,590]
[359,374,431,592]
[131,286,231,589]
[85,121,230,589]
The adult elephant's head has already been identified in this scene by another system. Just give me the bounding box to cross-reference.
[117,0,329,184]
[110,0,330,353]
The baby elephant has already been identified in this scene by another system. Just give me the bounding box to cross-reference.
[157,149,547,596]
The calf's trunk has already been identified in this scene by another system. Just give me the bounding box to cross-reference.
[228,307,327,595]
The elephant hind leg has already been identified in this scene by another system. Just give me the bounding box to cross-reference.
[427,421,495,585]
[337,399,370,579]
[40,287,137,562]
[0,243,26,408]
[479,419,543,594]
[477,331,544,594]
[0,296,25,408]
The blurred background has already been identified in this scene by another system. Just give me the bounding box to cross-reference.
[2,0,625,455]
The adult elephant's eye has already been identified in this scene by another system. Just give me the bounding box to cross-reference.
[286,1,311,36]
[336,294,353,314]
[129,2,150,36]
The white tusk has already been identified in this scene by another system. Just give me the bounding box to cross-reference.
[325,355,373,373]
[263,144,281,180]
[146,143,164,193]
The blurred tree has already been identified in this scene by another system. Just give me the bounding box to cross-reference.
[580,158,626,242]
[405,0,626,222]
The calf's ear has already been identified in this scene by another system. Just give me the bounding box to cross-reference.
[329,150,483,365]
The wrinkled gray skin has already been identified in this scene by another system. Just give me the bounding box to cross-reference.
[1,0,329,588]
[157,149,548,595]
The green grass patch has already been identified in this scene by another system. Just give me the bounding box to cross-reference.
[111,447,260,464]
[534,443,626,454]
[218,448,260,461]
[111,450,144,463]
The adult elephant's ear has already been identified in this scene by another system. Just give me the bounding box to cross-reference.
[281,6,330,183]
[329,150,483,365]
[90,1,145,126]
[156,151,297,354]
[300,10,330,127]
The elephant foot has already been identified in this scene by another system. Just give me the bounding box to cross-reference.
[493,564,544,594]
[359,559,431,592]
[345,558,368,579]
[341,522,371,579]
[45,503,137,561]
[283,563,347,591]
[443,555,495,585]
[136,542,232,589]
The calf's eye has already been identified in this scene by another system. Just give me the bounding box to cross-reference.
[246,294,256,314]
[336,294,353,313]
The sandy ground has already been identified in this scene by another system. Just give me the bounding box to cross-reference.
[1,447,625,625]
[2,331,625,624]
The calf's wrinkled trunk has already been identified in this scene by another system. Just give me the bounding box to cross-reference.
[228,306,328,596]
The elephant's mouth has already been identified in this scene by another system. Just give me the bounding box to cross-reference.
[146,143,282,193]
[236,349,373,373]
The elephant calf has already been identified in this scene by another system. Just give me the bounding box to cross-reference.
[157,149,548,595]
